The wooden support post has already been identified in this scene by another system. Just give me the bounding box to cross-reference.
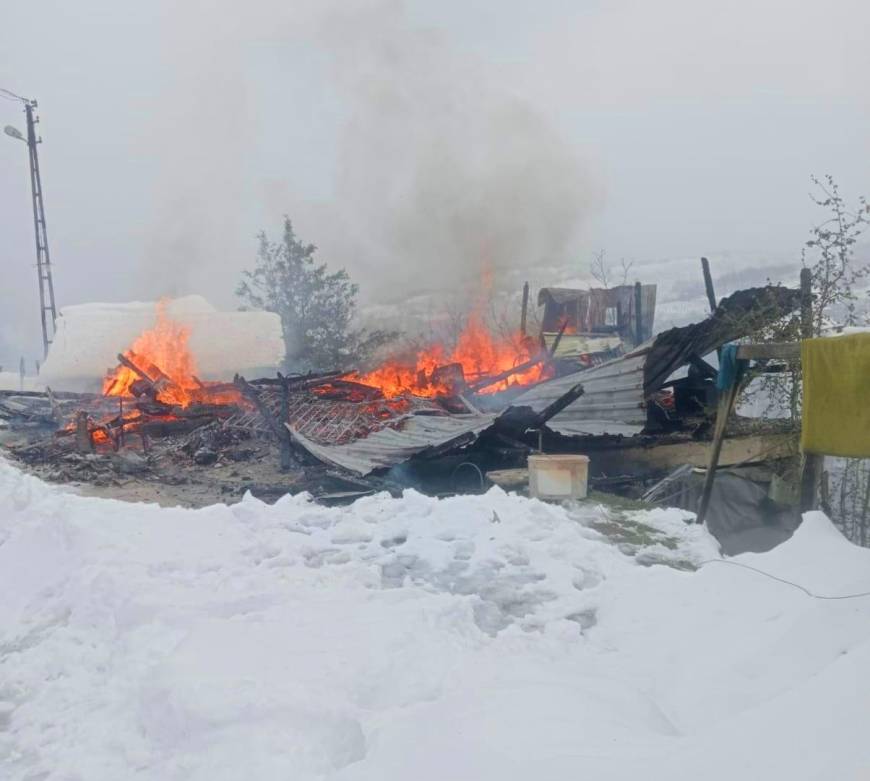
[548,319,569,359]
[798,267,823,513]
[235,374,294,471]
[701,257,717,313]
[520,282,529,336]
[634,281,643,345]
[696,380,741,525]
[74,410,94,454]
[278,373,292,471]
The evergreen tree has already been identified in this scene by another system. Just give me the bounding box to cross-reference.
[237,217,396,371]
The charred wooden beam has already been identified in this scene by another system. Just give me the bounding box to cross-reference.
[251,370,351,389]
[74,410,93,453]
[494,382,585,433]
[278,373,292,470]
[139,417,215,438]
[701,257,717,313]
[235,374,298,471]
[532,382,585,427]
[116,353,159,392]
[128,350,174,387]
[695,377,741,525]
[548,319,569,359]
[634,281,643,345]
[467,354,543,394]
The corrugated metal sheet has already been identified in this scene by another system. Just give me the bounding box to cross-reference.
[509,351,647,437]
[288,410,495,475]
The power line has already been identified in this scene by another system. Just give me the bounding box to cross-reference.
[699,559,870,600]
[0,87,27,102]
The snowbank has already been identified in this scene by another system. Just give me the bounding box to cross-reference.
[0,373,42,392]
[1,457,869,780]
[38,296,285,391]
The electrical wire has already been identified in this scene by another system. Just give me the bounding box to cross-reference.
[699,558,870,600]
[0,87,27,101]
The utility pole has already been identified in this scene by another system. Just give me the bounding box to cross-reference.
[24,99,58,358]
[3,90,58,358]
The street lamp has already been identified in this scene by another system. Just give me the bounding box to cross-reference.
[4,125,25,142]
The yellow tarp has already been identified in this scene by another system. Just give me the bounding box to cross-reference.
[801,332,870,458]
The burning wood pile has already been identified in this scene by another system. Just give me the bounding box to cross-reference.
[0,301,572,500]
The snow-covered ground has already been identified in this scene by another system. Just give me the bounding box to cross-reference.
[2,456,870,780]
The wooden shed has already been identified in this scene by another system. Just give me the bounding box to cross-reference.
[538,284,657,346]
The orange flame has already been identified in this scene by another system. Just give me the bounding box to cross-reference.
[353,310,548,398]
[103,302,240,407]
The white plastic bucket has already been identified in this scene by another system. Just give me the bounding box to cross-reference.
[528,454,589,500]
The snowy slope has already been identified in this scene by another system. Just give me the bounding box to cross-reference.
[1,457,869,780]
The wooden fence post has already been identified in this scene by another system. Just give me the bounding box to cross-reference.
[798,267,823,512]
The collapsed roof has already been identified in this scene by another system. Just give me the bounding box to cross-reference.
[3,285,802,484]
[509,285,801,438]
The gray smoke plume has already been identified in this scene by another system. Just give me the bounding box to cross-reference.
[140,0,599,312]
[304,1,600,303]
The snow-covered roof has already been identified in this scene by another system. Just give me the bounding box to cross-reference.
[39,296,285,391]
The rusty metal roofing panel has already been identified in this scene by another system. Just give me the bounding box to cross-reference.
[288,410,496,475]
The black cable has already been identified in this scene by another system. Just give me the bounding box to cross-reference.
[699,559,870,600]
[0,87,26,101]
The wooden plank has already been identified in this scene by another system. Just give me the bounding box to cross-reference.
[634,281,643,345]
[735,342,800,361]
[467,354,543,393]
[588,432,795,473]
[701,257,717,313]
[696,381,741,525]
[520,282,529,336]
[798,266,823,512]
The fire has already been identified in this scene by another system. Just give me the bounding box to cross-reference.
[353,311,549,398]
[103,302,240,407]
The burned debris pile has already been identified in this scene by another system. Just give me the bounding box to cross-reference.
[0,282,803,506]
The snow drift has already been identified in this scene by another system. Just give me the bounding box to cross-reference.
[1,457,869,780]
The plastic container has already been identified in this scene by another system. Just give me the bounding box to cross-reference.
[527,454,589,500]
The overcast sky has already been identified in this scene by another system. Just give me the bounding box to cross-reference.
[2,0,869,364]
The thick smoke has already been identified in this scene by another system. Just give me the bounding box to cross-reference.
[307,2,599,302]
[142,0,598,312]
